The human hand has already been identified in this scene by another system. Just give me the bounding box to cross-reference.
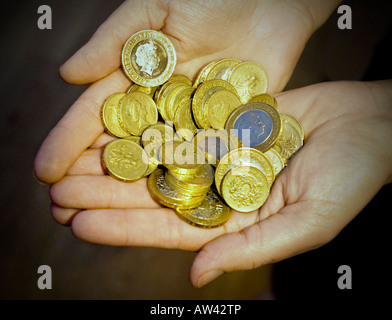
[35,0,340,184]
[59,0,340,90]
[46,80,392,287]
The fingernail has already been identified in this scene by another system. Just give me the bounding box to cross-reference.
[197,270,223,288]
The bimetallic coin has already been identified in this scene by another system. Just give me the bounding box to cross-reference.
[118,91,158,136]
[101,93,129,138]
[221,166,269,213]
[248,93,277,109]
[264,148,285,176]
[176,190,231,228]
[271,121,303,162]
[215,147,274,193]
[122,30,176,87]
[147,168,205,209]
[280,113,305,140]
[228,62,268,103]
[159,140,205,175]
[103,139,149,181]
[173,100,198,142]
[225,101,281,152]
[205,90,242,129]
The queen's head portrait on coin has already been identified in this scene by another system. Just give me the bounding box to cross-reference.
[135,40,160,76]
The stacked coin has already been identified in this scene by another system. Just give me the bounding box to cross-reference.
[99,30,305,227]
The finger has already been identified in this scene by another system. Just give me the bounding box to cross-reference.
[60,0,168,84]
[190,200,342,288]
[66,148,105,176]
[34,69,129,184]
[49,175,161,209]
[89,132,117,148]
[70,208,257,250]
[51,203,80,226]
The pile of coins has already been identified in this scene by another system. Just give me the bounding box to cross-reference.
[100,30,304,228]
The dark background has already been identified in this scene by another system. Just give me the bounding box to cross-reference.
[0,0,391,300]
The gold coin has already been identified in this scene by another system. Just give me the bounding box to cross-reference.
[144,158,159,176]
[205,90,242,129]
[193,129,236,166]
[157,81,187,121]
[280,113,305,140]
[192,79,237,129]
[103,139,149,181]
[215,147,274,193]
[122,30,176,87]
[168,86,195,122]
[118,91,158,136]
[101,93,130,138]
[193,60,219,88]
[205,58,241,81]
[264,148,285,176]
[173,100,198,142]
[248,93,277,109]
[165,164,214,197]
[228,62,268,103]
[225,101,281,152]
[147,168,205,209]
[127,83,158,98]
[162,84,190,122]
[271,121,303,162]
[221,166,269,213]
[159,140,205,175]
[175,190,231,228]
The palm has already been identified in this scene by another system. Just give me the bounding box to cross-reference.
[49,81,392,287]
[59,0,326,92]
[161,0,312,92]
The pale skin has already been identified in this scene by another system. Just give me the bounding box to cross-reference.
[34,0,392,288]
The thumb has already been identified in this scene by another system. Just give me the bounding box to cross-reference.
[190,201,340,288]
[59,0,168,84]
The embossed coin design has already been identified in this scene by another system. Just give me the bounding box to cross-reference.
[272,121,303,162]
[176,190,231,228]
[221,165,269,212]
[215,147,274,192]
[225,102,281,152]
[103,139,148,181]
[122,30,176,87]
[228,62,268,103]
[118,91,158,136]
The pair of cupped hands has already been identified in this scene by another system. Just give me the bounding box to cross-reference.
[34,0,392,288]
